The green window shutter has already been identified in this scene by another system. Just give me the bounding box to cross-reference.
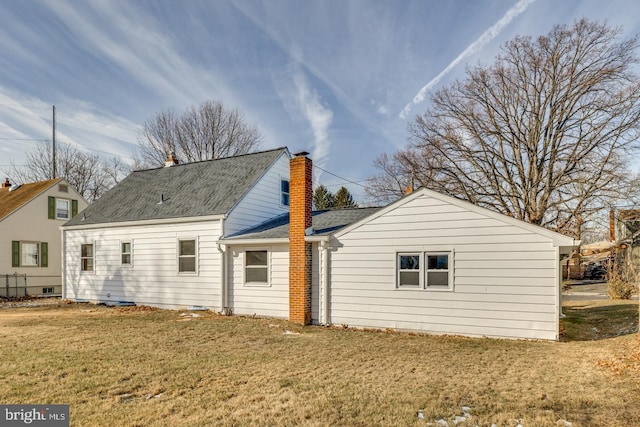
[41,242,48,268]
[48,196,55,219]
[71,199,78,218]
[12,241,20,267]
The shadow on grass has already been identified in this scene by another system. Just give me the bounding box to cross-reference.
[561,300,639,342]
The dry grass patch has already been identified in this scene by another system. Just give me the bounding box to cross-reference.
[0,302,639,426]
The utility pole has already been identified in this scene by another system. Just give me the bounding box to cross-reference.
[52,105,56,179]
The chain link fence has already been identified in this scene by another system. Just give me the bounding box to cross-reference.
[1,274,62,298]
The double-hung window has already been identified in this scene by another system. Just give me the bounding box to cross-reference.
[81,244,94,272]
[56,199,70,219]
[11,241,48,268]
[178,239,196,273]
[245,250,269,286]
[396,251,453,290]
[121,241,132,266]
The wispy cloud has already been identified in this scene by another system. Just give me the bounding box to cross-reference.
[400,0,536,119]
[292,69,333,171]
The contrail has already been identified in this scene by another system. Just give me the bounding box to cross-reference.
[400,0,535,119]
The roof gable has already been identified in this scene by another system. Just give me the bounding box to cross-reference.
[64,148,289,226]
[0,178,62,221]
[334,188,578,248]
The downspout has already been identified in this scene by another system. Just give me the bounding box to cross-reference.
[60,227,66,300]
[217,217,227,315]
[321,240,330,325]
[217,242,227,315]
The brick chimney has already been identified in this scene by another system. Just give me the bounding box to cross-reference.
[1,178,10,188]
[609,208,615,242]
[289,151,312,325]
[165,151,179,167]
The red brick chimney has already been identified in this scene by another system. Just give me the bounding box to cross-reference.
[1,178,10,188]
[609,208,615,242]
[289,151,312,325]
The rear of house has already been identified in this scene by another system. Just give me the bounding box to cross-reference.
[62,148,292,309]
[327,190,576,340]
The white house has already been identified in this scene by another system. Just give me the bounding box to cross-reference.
[62,148,578,340]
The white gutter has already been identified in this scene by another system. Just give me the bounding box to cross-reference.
[217,237,290,246]
[320,240,330,325]
[63,214,226,230]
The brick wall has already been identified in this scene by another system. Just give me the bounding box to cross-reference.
[289,154,312,325]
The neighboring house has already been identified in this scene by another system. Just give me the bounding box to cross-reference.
[613,209,640,277]
[62,148,578,340]
[1,177,87,297]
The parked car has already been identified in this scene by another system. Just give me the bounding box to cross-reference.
[584,262,606,280]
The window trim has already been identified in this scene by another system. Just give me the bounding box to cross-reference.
[395,250,454,291]
[120,240,133,267]
[177,238,198,275]
[56,198,71,220]
[20,241,40,267]
[80,243,95,273]
[280,178,290,207]
[396,252,422,288]
[243,248,270,287]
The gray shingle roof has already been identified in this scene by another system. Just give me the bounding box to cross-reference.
[64,148,288,226]
[223,207,382,240]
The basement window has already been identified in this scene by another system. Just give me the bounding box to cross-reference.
[245,250,269,286]
[42,287,54,295]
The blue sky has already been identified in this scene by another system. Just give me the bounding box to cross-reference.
[1,0,640,203]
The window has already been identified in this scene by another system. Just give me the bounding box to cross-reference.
[397,253,421,287]
[11,241,48,268]
[56,199,70,219]
[42,287,54,295]
[426,253,450,288]
[21,242,39,267]
[81,244,94,272]
[121,241,132,266]
[396,251,453,290]
[178,239,196,273]
[281,179,290,206]
[245,250,269,285]
[48,196,78,220]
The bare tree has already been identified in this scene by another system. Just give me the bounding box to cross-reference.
[135,100,263,167]
[368,19,640,238]
[9,141,129,202]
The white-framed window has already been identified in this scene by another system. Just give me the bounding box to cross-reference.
[81,243,94,272]
[42,287,54,295]
[281,179,290,206]
[396,251,453,290]
[397,253,421,288]
[244,250,269,286]
[56,199,70,219]
[21,242,40,267]
[178,239,197,273]
[425,253,451,289]
[121,241,132,266]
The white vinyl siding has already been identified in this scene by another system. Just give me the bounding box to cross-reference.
[329,193,561,340]
[63,220,222,310]
[228,244,289,318]
[225,153,291,235]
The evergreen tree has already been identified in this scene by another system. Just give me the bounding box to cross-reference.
[333,186,357,209]
[313,185,335,209]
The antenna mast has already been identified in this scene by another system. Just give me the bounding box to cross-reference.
[52,105,56,179]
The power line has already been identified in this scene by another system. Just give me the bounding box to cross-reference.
[0,137,48,141]
[312,164,369,189]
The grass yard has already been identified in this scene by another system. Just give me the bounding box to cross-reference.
[0,300,638,427]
